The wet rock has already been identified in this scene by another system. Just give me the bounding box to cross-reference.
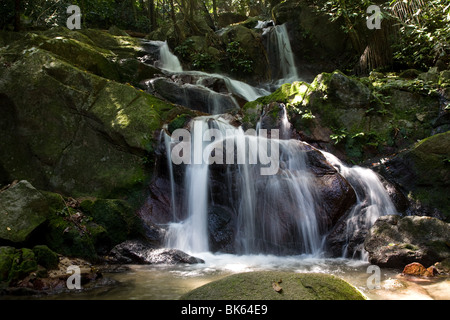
[434,258,450,274]
[151,77,237,114]
[108,240,204,265]
[364,215,450,268]
[0,30,175,198]
[402,262,434,277]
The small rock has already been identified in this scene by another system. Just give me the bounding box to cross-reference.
[427,266,439,276]
[402,262,434,277]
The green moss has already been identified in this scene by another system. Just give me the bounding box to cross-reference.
[8,248,38,282]
[180,271,365,300]
[41,193,108,261]
[32,245,59,270]
[168,114,192,134]
[242,82,311,126]
[0,247,16,283]
[80,198,144,246]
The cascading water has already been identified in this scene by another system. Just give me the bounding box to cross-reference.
[265,23,300,85]
[147,40,183,72]
[323,152,398,259]
[146,24,397,261]
[164,114,323,255]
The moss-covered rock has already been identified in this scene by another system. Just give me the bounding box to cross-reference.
[32,245,59,270]
[365,215,450,268]
[8,248,38,283]
[0,34,174,198]
[0,181,49,243]
[381,132,450,220]
[80,198,144,246]
[220,25,270,82]
[40,192,109,261]
[0,246,16,283]
[180,271,365,300]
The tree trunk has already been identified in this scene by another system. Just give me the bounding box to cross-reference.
[212,0,218,23]
[356,18,397,75]
[14,0,21,31]
[170,0,185,42]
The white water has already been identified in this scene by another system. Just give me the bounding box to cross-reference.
[164,114,323,256]
[148,40,183,72]
[266,24,300,85]
[165,119,211,253]
[146,41,269,103]
[323,152,398,259]
[150,23,397,260]
[163,114,398,259]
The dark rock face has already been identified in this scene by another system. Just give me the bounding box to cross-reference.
[108,240,204,265]
[364,215,450,268]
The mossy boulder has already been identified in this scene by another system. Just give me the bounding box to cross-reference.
[40,192,109,261]
[220,25,270,82]
[0,246,16,283]
[32,245,59,270]
[242,81,311,126]
[381,132,450,220]
[80,198,144,246]
[180,271,365,300]
[0,247,38,284]
[0,36,174,198]
[365,215,450,268]
[0,180,49,243]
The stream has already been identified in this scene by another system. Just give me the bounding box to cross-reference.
[21,254,450,300]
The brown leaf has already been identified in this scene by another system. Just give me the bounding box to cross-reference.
[272,282,283,293]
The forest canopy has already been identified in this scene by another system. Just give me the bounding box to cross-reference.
[1,0,449,72]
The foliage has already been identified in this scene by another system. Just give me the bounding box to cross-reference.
[390,0,450,70]
[317,0,450,71]
[226,41,254,74]
[192,52,218,71]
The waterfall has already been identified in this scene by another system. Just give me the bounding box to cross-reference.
[162,114,398,258]
[147,40,183,72]
[266,24,299,85]
[322,152,398,259]
[146,27,397,260]
[164,114,323,255]
[161,128,177,221]
[165,118,212,253]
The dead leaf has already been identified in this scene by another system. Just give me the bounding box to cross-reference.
[272,282,282,293]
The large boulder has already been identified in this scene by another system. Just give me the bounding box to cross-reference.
[0,181,49,243]
[180,271,365,300]
[379,132,450,221]
[364,215,450,268]
[0,31,173,198]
